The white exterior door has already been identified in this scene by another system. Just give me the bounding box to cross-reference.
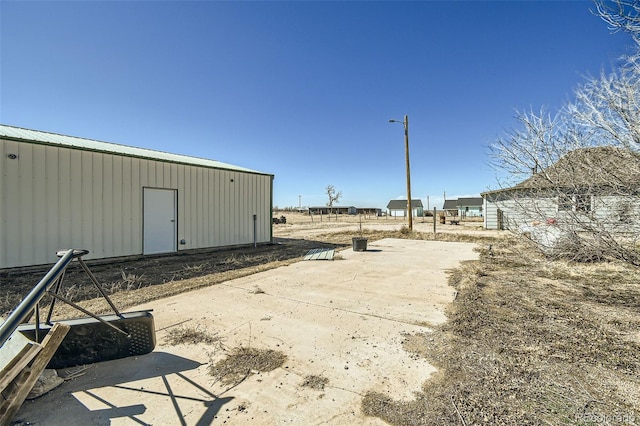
[143,188,177,255]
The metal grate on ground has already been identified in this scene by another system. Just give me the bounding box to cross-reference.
[303,248,335,261]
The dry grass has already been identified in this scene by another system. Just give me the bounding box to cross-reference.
[301,374,329,391]
[182,262,209,273]
[362,238,640,425]
[315,228,503,246]
[208,347,287,386]
[164,326,221,346]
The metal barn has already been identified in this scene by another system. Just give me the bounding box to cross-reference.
[0,125,274,269]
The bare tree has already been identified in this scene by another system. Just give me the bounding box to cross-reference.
[488,3,640,265]
[594,0,640,42]
[325,185,342,215]
[567,58,640,149]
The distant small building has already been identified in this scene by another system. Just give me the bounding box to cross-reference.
[356,207,382,216]
[308,206,357,215]
[442,197,483,217]
[386,199,424,217]
[457,197,484,217]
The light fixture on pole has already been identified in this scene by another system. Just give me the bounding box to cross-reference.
[389,115,412,231]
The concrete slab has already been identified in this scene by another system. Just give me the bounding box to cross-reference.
[14,238,478,425]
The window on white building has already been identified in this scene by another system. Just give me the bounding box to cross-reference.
[558,194,592,213]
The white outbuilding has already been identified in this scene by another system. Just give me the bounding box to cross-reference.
[0,124,274,269]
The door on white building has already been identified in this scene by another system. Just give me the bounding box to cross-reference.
[143,188,177,255]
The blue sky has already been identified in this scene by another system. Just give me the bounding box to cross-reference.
[1,1,634,210]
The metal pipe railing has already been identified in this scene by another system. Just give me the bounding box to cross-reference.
[0,249,76,347]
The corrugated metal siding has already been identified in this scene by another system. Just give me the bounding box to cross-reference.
[1,138,273,269]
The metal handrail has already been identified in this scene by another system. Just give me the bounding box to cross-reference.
[0,249,76,347]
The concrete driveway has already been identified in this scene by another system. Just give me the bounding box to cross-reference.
[15,238,478,425]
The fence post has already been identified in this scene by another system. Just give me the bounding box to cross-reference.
[433,207,437,235]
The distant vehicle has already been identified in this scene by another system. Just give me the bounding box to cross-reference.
[273,215,287,224]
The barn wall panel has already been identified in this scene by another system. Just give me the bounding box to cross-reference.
[1,137,273,269]
[1,141,22,267]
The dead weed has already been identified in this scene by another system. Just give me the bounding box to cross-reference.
[301,375,329,391]
[164,326,221,346]
[208,347,287,386]
[317,229,502,246]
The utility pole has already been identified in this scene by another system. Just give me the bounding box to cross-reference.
[404,115,412,231]
[389,115,413,231]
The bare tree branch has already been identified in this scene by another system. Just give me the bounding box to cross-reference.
[325,184,342,214]
[594,0,640,42]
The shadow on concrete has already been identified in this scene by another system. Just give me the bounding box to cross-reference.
[15,352,233,426]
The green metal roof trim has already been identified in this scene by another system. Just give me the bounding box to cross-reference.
[0,124,272,176]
